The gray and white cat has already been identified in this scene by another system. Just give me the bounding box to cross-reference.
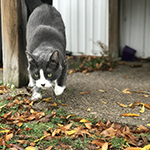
[25,2,67,100]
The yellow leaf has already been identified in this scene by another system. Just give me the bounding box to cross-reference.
[142,144,150,150]
[144,95,150,98]
[66,130,76,135]
[122,88,132,94]
[87,108,91,112]
[121,113,140,117]
[147,124,150,126]
[99,90,105,92]
[25,146,36,150]
[128,103,133,107]
[66,114,75,119]
[101,101,107,104]
[53,102,57,106]
[117,102,128,107]
[80,119,90,123]
[102,142,108,150]
[30,109,35,114]
[0,104,7,109]
[57,123,63,127]
[34,133,50,143]
[42,97,52,102]
[140,104,145,113]
[0,130,10,133]
[17,122,23,127]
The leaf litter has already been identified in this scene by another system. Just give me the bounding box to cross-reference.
[0,86,150,149]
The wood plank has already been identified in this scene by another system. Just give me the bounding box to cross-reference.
[1,0,28,87]
[109,0,119,57]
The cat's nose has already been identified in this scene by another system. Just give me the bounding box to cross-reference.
[41,84,45,87]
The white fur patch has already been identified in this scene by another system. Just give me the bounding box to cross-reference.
[54,82,65,96]
[28,74,35,87]
[31,92,42,100]
[36,69,52,88]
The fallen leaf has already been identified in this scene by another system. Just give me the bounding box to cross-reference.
[139,104,145,113]
[25,146,36,150]
[5,133,13,141]
[53,102,57,106]
[42,97,52,102]
[66,114,75,119]
[61,103,68,106]
[142,144,150,150]
[121,113,140,117]
[91,139,105,147]
[87,108,91,112]
[0,104,7,109]
[102,142,108,150]
[117,102,128,107]
[101,101,107,104]
[0,130,10,133]
[122,88,132,94]
[124,147,141,150]
[66,130,76,135]
[99,90,105,92]
[45,146,53,150]
[143,95,150,97]
[80,91,90,95]
[85,123,92,129]
[101,127,116,137]
[125,76,130,79]
[144,104,150,109]
[17,122,23,127]
[80,119,90,123]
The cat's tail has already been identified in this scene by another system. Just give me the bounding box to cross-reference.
[25,0,42,15]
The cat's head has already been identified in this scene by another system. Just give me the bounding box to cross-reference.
[26,50,62,89]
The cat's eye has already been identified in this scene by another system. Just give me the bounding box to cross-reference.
[47,73,52,77]
[34,74,39,78]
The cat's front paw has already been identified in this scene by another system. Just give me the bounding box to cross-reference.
[54,85,65,96]
[28,82,34,87]
[31,92,42,100]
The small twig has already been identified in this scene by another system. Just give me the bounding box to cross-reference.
[114,88,121,92]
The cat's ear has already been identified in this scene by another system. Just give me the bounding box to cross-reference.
[50,50,59,64]
[26,51,37,62]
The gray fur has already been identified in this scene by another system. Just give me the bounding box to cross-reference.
[26,4,67,100]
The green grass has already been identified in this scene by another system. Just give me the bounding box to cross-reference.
[0,94,150,149]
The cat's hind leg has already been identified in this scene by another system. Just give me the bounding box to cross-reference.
[54,64,68,96]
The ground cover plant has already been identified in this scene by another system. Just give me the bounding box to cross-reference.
[68,41,121,74]
[0,85,150,150]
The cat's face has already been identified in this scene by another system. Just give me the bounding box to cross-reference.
[26,50,62,89]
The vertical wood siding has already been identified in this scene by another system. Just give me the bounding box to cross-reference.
[120,0,150,58]
[53,0,109,56]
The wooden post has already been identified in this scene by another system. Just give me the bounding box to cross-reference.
[109,0,120,57]
[1,0,28,87]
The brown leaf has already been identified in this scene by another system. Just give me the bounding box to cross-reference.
[85,123,92,129]
[101,127,116,137]
[91,139,105,147]
[137,125,150,133]
[80,91,90,95]
[5,133,13,142]
[45,146,53,150]
[144,103,150,109]
[36,114,55,123]
[3,111,12,119]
